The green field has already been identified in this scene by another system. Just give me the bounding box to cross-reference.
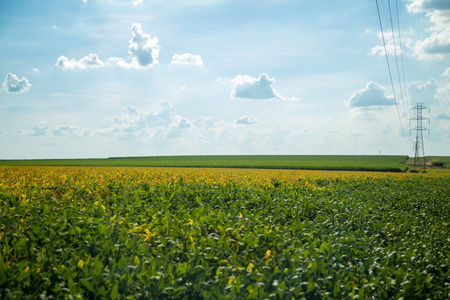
[0,167,448,299]
[427,156,450,168]
[0,155,410,172]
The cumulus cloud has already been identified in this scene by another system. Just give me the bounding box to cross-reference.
[348,82,395,107]
[406,0,450,13]
[55,54,106,70]
[232,73,277,99]
[407,78,439,107]
[230,73,297,101]
[95,102,237,146]
[414,25,450,60]
[56,23,159,70]
[54,124,91,137]
[19,121,48,136]
[192,117,215,129]
[171,53,204,66]
[235,116,259,125]
[110,23,160,69]
[99,101,190,140]
[406,1,450,60]
[2,73,31,93]
[31,121,49,136]
[369,31,408,56]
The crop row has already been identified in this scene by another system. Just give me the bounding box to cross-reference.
[0,167,449,299]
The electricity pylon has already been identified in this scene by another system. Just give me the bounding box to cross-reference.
[410,103,430,169]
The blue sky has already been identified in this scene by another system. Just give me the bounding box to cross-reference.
[1,0,449,159]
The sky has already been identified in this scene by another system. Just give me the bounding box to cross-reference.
[1,0,449,159]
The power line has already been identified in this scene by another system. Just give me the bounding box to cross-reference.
[413,3,421,107]
[388,0,407,124]
[375,0,407,140]
[395,0,409,121]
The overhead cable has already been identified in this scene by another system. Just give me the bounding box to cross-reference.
[388,0,408,126]
[375,0,407,140]
[395,0,409,121]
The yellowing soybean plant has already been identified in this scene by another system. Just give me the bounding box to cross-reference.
[0,166,449,299]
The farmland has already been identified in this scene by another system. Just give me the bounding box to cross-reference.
[0,166,449,299]
[0,155,410,172]
[427,156,450,168]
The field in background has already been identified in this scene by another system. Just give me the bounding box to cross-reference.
[0,166,448,299]
[0,155,411,172]
[426,156,450,168]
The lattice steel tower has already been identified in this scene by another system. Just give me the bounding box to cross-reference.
[410,103,430,169]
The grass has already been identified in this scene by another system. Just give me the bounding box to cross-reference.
[0,155,410,172]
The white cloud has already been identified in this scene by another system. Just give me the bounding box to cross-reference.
[232,73,277,99]
[31,121,48,136]
[443,67,450,76]
[370,39,401,56]
[347,82,395,107]
[171,53,204,66]
[235,116,259,125]
[406,2,450,60]
[369,31,411,56]
[414,26,450,59]
[230,73,297,101]
[407,78,439,107]
[99,101,186,140]
[370,44,400,56]
[132,0,144,6]
[96,102,234,146]
[19,121,48,136]
[55,54,106,70]
[54,124,91,137]
[406,0,450,13]
[370,2,450,60]
[128,23,160,67]
[166,117,192,138]
[2,73,31,93]
[192,117,215,129]
[32,68,40,73]
[56,24,159,70]
[110,23,160,69]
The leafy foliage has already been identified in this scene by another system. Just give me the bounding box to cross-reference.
[0,167,449,299]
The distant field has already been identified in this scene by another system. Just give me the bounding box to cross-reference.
[403,156,450,168]
[426,156,450,168]
[0,155,410,172]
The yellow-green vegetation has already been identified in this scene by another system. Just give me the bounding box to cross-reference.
[0,167,449,299]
